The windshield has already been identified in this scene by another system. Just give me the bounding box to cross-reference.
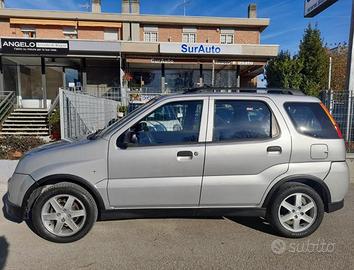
[92,97,161,139]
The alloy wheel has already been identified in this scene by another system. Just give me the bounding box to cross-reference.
[277,192,317,233]
[41,194,87,237]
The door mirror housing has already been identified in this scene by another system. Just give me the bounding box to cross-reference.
[117,130,137,149]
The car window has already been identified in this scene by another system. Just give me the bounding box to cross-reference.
[284,102,339,139]
[122,100,203,146]
[213,100,273,141]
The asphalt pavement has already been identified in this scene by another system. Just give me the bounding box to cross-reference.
[0,183,353,270]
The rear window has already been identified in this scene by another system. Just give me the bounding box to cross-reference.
[284,102,339,139]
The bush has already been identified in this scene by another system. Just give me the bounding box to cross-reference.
[48,109,61,140]
[0,136,46,160]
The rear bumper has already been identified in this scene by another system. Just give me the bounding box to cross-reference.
[324,162,349,203]
[327,199,344,213]
[3,193,24,223]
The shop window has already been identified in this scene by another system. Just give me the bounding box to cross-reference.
[182,33,196,43]
[21,26,36,38]
[220,34,234,44]
[63,27,78,39]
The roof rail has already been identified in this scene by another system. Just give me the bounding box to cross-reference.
[183,86,305,96]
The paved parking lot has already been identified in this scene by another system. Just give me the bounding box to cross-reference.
[1,183,354,270]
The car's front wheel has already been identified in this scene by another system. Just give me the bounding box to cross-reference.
[30,182,98,243]
[268,183,324,238]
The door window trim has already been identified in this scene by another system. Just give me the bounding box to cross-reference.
[206,97,281,144]
[111,97,209,148]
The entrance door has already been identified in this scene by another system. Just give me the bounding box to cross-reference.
[200,97,291,207]
[107,97,208,208]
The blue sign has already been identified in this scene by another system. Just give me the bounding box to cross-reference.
[181,43,221,54]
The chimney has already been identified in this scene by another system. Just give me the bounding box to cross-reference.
[248,3,257,18]
[0,0,5,8]
[92,0,101,13]
[122,0,140,14]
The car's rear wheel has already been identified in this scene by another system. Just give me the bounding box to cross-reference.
[268,183,324,238]
[30,182,98,243]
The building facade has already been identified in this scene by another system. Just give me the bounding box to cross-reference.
[0,0,278,109]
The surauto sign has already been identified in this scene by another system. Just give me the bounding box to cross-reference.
[160,43,242,55]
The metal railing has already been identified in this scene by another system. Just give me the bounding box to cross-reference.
[59,89,121,140]
[0,91,16,125]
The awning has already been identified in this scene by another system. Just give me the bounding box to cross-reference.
[10,18,77,26]
[78,21,122,28]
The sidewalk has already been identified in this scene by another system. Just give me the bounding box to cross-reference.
[0,160,18,184]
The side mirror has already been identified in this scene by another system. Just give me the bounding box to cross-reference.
[117,130,137,149]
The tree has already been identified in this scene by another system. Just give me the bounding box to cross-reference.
[329,46,348,91]
[265,50,303,89]
[298,24,329,96]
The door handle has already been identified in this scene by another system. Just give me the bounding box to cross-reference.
[177,151,193,161]
[267,146,282,153]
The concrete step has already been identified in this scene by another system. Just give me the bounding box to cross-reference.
[2,127,49,130]
[2,123,48,127]
[14,109,48,112]
[4,120,47,123]
[0,132,49,136]
[11,112,48,116]
[7,116,47,119]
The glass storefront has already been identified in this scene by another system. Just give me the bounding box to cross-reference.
[3,57,43,108]
[86,59,120,97]
[127,63,162,92]
[127,62,240,93]
[165,64,200,92]
[2,57,17,95]
[214,69,237,88]
[1,56,121,108]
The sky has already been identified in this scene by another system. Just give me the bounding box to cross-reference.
[3,0,353,54]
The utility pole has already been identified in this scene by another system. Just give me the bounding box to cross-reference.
[346,0,354,140]
[328,56,334,113]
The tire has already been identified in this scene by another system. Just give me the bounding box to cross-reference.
[30,182,98,243]
[268,183,324,238]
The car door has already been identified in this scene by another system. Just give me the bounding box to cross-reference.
[200,96,291,207]
[107,96,208,208]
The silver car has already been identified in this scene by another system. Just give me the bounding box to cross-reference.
[4,90,349,243]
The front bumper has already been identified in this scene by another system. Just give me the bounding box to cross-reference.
[3,193,24,222]
[7,173,36,207]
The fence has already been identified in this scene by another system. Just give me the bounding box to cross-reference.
[58,87,165,140]
[320,90,354,152]
[59,89,121,140]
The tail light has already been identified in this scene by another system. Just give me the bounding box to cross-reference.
[320,102,343,139]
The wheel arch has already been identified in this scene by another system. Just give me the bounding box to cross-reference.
[262,175,332,212]
[22,174,106,219]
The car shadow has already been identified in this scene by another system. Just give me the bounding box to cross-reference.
[226,216,278,236]
[100,210,278,236]
[0,236,9,270]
